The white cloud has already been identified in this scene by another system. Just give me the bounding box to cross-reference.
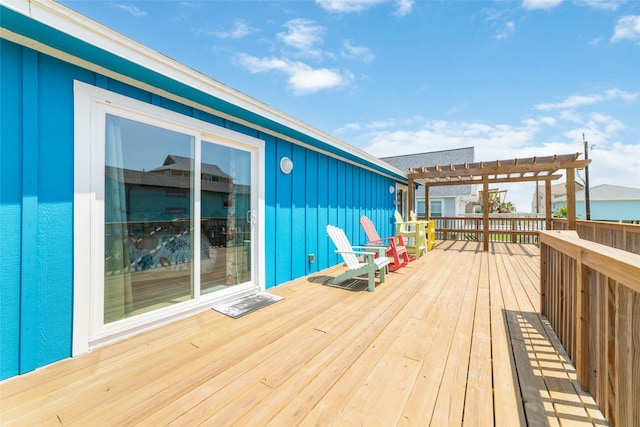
[215,19,259,39]
[393,0,414,17]
[589,142,640,188]
[559,110,583,123]
[534,89,638,111]
[235,53,353,95]
[315,0,412,15]
[538,116,557,126]
[577,0,621,11]
[611,15,640,43]
[341,41,375,62]
[113,4,147,17]
[522,0,563,10]
[588,36,604,46]
[335,122,363,133]
[278,19,325,52]
[316,0,382,13]
[589,112,625,132]
[496,21,516,40]
[359,120,541,159]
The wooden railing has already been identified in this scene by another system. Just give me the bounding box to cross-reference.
[552,218,640,254]
[539,230,640,426]
[431,215,546,244]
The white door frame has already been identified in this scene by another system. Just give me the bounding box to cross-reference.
[395,184,409,219]
[73,81,265,354]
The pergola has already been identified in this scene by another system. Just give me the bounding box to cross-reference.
[407,153,591,251]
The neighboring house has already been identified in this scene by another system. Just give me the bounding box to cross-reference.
[0,0,407,380]
[382,147,476,217]
[553,184,640,221]
[532,182,584,214]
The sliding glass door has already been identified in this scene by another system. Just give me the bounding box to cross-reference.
[101,113,257,327]
[73,82,264,353]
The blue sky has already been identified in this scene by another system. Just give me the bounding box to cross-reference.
[60,0,640,212]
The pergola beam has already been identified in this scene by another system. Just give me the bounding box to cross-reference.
[419,173,563,187]
[408,153,589,181]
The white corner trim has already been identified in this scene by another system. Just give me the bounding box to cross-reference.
[72,80,93,356]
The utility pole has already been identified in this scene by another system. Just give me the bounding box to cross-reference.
[583,133,591,220]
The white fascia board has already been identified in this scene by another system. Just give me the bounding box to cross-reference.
[4,0,405,179]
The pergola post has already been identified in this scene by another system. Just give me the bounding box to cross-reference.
[545,179,552,230]
[408,178,414,217]
[566,168,576,230]
[425,185,430,219]
[482,174,489,251]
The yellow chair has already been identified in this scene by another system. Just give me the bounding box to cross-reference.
[393,211,426,258]
[410,210,436,251]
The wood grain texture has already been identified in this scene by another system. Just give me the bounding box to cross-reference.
[1,241,607,426]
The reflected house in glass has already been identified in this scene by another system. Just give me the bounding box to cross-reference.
[1,0,407,380]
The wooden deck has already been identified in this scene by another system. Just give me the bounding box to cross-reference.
[0,241,607,426]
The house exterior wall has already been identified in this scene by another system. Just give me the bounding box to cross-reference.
[552,199,640,221]
[576,200,640,221]
[0,26,401,379]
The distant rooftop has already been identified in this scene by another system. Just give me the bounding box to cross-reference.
[555,184,640,202]
[382,147,475,197]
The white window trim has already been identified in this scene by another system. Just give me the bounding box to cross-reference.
[73,81,265,355]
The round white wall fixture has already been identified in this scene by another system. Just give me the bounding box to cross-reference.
[280,157,294,174]
[389,185,395,194]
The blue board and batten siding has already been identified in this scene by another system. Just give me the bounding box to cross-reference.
[0,12,402,379]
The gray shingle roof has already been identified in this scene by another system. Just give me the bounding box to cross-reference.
[555,184,640,201]
[382,147,475,197]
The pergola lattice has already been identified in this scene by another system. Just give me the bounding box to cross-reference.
[407,153,591,251]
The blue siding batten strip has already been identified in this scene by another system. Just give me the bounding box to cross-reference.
[274,140,293,285]
[20,48,39,374]
[316,155,329,271]
[305,150,319,275]
[38,55,75,366]
[0,39,23,380]
[290,144,306,279]
[327,157,339,265]
[344,164,354,241]
[263,133,277,288]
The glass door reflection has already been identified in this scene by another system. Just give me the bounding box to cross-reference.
[104,114,195,324]
[200,141,252,294]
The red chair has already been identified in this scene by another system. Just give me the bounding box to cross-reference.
[359,215,411,272]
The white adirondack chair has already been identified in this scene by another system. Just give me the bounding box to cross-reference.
[326,224,390,292]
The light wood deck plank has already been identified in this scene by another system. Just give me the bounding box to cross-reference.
[488,251,527,427]
[0,241,608,426]
[398,244,479,426]
[463,251,494,426]
[429,249,480,425]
